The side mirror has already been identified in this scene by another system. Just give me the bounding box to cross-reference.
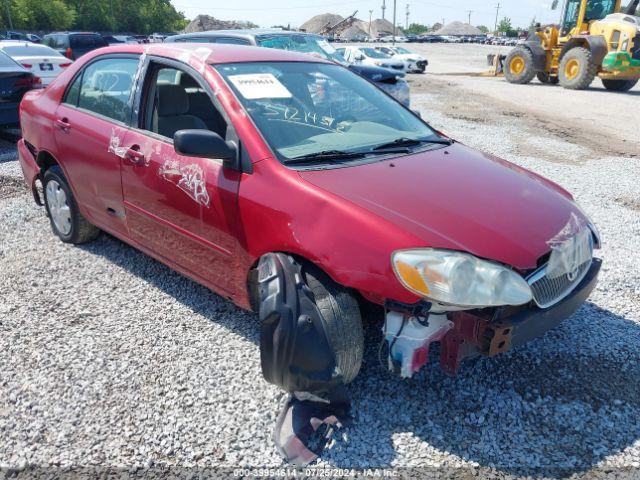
[174,129,240,171]
[412,109,422,118]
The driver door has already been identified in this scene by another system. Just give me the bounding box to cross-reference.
[120,59,240,292]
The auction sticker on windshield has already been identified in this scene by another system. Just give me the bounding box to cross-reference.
[228,73,292,99]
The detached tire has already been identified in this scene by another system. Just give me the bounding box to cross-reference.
[43,166,99,244]
[504,47,536,84]
[558,47,597,90]
[537,72,559,85]
[602,79,638,92]
[303,264,364,384]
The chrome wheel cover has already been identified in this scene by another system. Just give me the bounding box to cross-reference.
[45,180,72,235]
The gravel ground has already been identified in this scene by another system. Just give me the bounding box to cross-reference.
[2,46,640,478]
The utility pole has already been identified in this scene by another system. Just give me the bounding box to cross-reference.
[5,0,12,29]
[405,4,410,29]
[369,9,373,39]
[381,0,386,21]
[467,10,473,25]
[494,2,501,33]
[392,0,397,44]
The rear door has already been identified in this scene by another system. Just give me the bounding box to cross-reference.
[53,54,139,236]
[119,58,241,292]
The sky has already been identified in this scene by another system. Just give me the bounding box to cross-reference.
[170,0,559,30]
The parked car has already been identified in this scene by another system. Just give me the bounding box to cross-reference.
[375,45,428,73]
[0,41,71,86]
[18,43,601,393]
[1,31,29,41]
[42,32,107,60]
[378,35,409,43]
[0,49,39,128]
[26,34,42,43]
[149,32,177,43]
[165,30,411,106]
[338,46,407,73]
[105,35,139,45]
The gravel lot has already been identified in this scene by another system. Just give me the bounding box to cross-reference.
[1,44,640,478]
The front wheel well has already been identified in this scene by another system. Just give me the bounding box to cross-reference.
[36,150,59,173]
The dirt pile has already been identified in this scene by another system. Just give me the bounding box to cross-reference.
[184,15,258,33]
[435,21,482,36]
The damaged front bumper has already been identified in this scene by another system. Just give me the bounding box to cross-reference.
[386,258,602,377]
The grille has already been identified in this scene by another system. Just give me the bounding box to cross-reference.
[527,258,592,309]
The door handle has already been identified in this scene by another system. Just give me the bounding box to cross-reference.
[124,146,145,165]
[54,118,71,133]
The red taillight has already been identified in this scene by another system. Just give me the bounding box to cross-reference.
[21,63,32,68]
[59,62,72,68]
[65,48,73,59]
[14,76,41,88]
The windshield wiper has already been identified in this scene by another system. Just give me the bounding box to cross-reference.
[372,136,453,151]
[283,150,367,165]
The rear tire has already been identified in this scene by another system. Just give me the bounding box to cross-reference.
[537,72,559,85]
[43,166,100,244]
[504,47,536,84]
[602,79,638,92]
[558,47,597,90]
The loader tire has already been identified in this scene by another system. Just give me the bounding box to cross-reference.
[537,72,559,85]
[558,47,597,90]
[504,47,536,84]
[602,79,638,92]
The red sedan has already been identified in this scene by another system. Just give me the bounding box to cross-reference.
[17,43,600,390]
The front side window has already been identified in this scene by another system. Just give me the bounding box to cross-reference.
[141,65,227,140]
[76,57,139,122]
[360,48,390,59]
[215,61,437,164]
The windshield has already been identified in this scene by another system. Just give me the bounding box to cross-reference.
[256,34,347,65]
[394,47,411,54]
[361,47,390,59]
[1,45,61,57]
[215,62,438,164]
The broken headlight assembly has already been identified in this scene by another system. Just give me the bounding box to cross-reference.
[392,249,533,308]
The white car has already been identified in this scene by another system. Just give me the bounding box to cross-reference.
[375,46,428,73]
[338,46,406,73]
[0,41,71,86]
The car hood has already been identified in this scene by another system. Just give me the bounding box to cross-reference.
[298,143,583,270]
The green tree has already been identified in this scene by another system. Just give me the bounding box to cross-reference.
[476,25,489,33]
[497,17,517,37]
[404,23,429,35]
[3,0,76,30]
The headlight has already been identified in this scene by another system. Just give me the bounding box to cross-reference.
[392,249,533,307]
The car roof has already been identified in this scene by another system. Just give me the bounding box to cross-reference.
[92,42,331,65]
[167,29,322,41]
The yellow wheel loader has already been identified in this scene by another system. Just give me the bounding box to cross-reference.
[504,0,640,91]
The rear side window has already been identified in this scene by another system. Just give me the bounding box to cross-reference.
[0,50,19,68]
[70,34,107,48]
[74,57,139,123]
[2,45,62,57]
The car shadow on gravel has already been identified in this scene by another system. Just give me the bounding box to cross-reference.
[325,302,640,478]
[77,235,639,477]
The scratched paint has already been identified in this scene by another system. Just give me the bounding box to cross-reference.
[107,128,128,159]
[158,159,211,207]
